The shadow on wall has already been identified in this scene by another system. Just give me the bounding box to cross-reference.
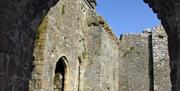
[148,33,154,91]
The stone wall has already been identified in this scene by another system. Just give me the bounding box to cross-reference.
[118,26,171,91]
[119,33,151,91]
[144,1,180,90]
[30,0,87,90]
[0,0,59,90]
[100,22,119,91]
[83,12,119,91]
[30,0,119,91]
[152,25,171,91]
[0,0,173,91]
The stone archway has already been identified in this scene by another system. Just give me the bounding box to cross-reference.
[0,0,180,91]
[0,0,60,90]
[54,56,70,91]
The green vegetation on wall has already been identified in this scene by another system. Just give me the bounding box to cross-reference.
[61,5,65,15]
[36,17,48,40]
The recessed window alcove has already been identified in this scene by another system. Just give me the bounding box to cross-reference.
[54,56,69,91]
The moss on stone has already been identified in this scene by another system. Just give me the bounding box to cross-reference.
[122,46,134,58]
[61,5,65,15]
[82,50,89,59]
[82,38,89,60]
[36,16,48,40]
[35,16,48,50]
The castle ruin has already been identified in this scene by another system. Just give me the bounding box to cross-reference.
[0,0,180,91]
[29,0,170,91]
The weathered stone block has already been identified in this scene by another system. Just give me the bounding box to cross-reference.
[0,75,8,91]
[7,59,17,76]
[30,79,43,89]
[0,33,11,53]
[0,53,8,74]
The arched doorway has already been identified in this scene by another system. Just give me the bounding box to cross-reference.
[54,56,69,91]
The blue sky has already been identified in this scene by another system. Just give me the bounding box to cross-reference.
[96,0,160,36]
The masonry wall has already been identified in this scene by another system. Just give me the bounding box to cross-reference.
[0,0,175,91]
[118,26,171,91]
[30,0,119,91]
[82,19,103,91]
[0,0,172,91]
[30,0,86,91]
[80,10,119,91]
[119,33,151,91]
[152,26,171,91]
[100,26,119,91]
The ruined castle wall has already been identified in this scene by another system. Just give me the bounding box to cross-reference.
[82,25,103,91]
[118,33,150,91]
[30,0,86,91]
[100,26,119,91]
[82,18,119,91]
[83,23,119,91]
[118,25,171,91]
[0,0,175,91]
[30,0,119,91]
[152,26,171,91]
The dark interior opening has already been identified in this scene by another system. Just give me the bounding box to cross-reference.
[54,57,67,91]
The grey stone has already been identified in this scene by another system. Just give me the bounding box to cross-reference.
[0,0,180,91]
